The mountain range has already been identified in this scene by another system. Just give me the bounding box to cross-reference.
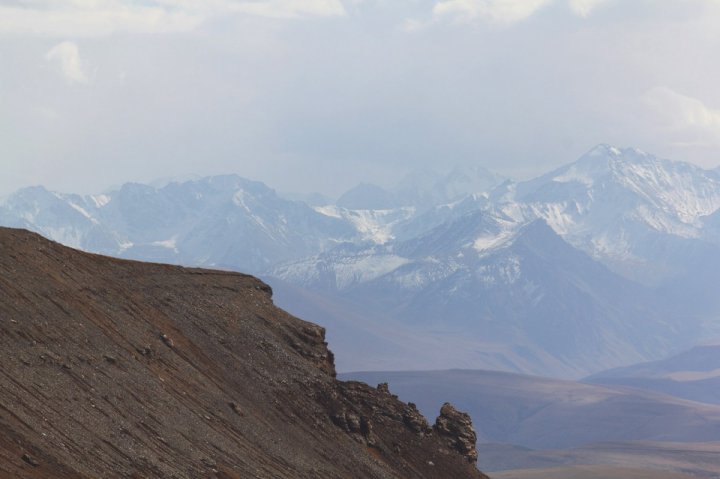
[3,144,720,377]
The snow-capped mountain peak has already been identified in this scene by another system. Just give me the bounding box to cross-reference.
[497,145,720,272]
[541,145,720,219]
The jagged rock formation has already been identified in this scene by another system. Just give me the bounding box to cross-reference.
[434,403,479,464]
[0,227,487,479]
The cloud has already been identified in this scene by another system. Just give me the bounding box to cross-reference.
[0,0,345,36]
[642,86,720,132]
[46,41,90,85]
[155,0,346,19]
[0,4,201,36]
[6,0,720,197]
[640,87,720,150]
[567,0,610,18]
[432,0,553,24]
[431,0,614,25]
[223,0,346,18]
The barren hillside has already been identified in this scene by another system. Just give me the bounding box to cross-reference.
[0,227,486,479]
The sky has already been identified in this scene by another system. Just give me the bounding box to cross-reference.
[2,0,720,198]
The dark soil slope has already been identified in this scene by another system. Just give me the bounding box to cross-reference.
[0,227,486,479]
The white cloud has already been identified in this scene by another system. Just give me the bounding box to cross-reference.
[155,0,346,18]
[431,0,614,24]
[0,1,345,36]
[46,41,90,85]
[226,0,346,18]
[432,0,553,24]
[0,5,201,36]
[642,86,720,132]
[568,0,610,18]
[640,87,720,151]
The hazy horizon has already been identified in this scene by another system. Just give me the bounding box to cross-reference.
[3,1,720,197]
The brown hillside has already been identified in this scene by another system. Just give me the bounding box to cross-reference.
[0,227,487,479]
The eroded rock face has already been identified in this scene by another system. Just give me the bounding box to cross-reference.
[0,227,487,479]
[434,402,479,464]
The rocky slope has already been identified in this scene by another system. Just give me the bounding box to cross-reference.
[0,227,486,479]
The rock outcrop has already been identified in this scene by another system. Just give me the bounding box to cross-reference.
[434,402,479,464]
[0,227,487,479]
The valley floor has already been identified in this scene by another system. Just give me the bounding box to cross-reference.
[492,465,700,479]
[479,441,720,479]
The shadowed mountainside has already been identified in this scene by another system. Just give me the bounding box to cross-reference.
[0,227,486,479]
[586,345,720,404]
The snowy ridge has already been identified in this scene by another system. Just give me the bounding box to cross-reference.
[490,145,720,272]
[314,205,415,244]
[275,250,412,291]
[0,176,361,274]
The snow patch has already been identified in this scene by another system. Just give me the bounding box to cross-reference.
[68,202,99,224]
[232,190,251,212]
[553,165,595,186]
[152,236,179,253]
[473,231,513,254]
[390,260,459,291]
[333,254,410,290]
[314,205,343,219]
[90,194,111,208]
[315,206,415,244]
[475,255,521,285]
